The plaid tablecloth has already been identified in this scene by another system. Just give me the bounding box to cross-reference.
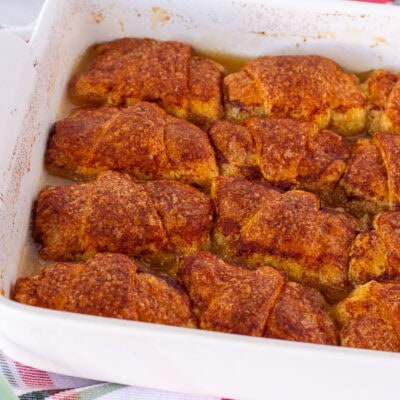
[0,350,222,400]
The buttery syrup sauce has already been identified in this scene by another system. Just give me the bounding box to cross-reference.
[18,43,372,279]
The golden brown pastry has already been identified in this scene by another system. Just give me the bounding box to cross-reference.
[13,253,196,328]
[349,211,400,285]
[212,176,358,301]
[333,281,400,352]
[210,117,349,196]
[264,281,338,345]
[362,69,400,134]
[46,102,218,190]
[34,171,213,264]
[178,251,337,344]
[337,132,400,216]
[224,55,366,136]
[70,38,224,128]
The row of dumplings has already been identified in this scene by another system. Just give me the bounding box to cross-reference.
[14,248,400,352]
[70,38,400,137]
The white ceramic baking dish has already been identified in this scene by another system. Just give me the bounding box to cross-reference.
[1,0,400,398]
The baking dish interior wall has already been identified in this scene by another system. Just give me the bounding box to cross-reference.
[2,0,400,298]
[41,0,400,70]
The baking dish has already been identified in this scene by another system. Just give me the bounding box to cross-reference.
[1,0,400,398]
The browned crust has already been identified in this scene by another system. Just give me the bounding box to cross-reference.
[385,82,400,134]
[337,132,400,216]
[211,176,279,261]
[178,251,337,344]
[265,282,338,345]
[223,70,265,122]
[135,271,196,327]
[363,69,400,134]
[349,231,387,286]
[188,56,225,128]
[364,70,399,110]
[333,281,400,352]
[338,138,389,214]
[70,38,224,128]
[212,176,357,300]
[210,118,349,195]
[245,118,309,187]
[375,212,400,280]
[298,128,350,194]
[373,132,400,207]
[224,55,365,136]
[13,253,196,327]
[34,171,213,261]
[82,172,168,259]
[178,251,287,336]
[71,38,191,112]
[349,211,400,286]
[33,184,92,260]
[46,102,218,190]
[209,120,261,179]
[144,180,213,255]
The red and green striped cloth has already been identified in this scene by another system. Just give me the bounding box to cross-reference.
[0,350,224,400]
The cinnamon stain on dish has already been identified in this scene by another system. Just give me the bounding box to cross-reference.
[92,12,105,24]
[151,7,171,29]
[0,268,4,296]
[119,20,125,33]
[248,31,336,41]
[370,37,388,48]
